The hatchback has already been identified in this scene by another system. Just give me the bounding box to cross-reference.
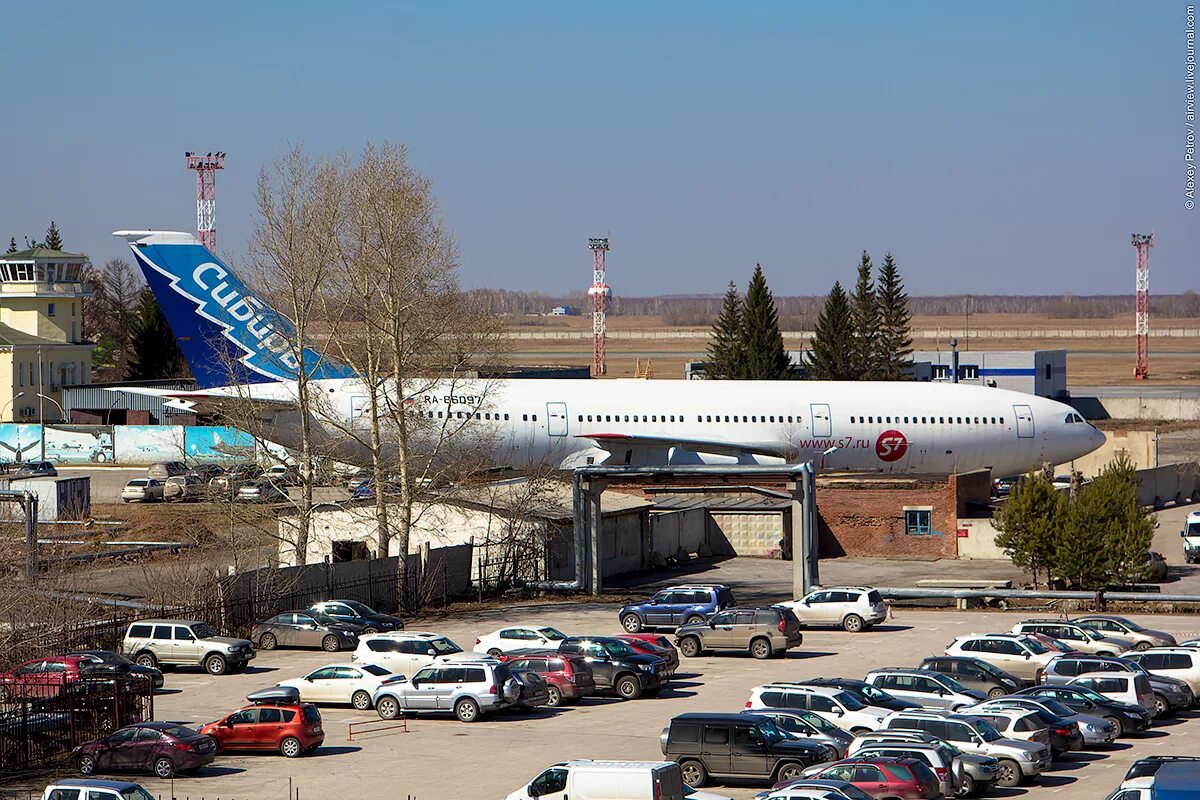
[252,610,364,652]
[1016,684,1152,737]
[1011,620,1134,656]
[474,625,569,656]
[864,668,985,710]
[120,479,164,503]
[276,662,394,709]
[72,722,216,779]
[497,653,596,706]
[918,656,1024,699]
[1074,616,1176,650]
[199,686,323,757]
[774,587,887,633]
[1069,671,1156,714]
[308,600,404,633]
[801,757,940,800]
[0,656,96,701]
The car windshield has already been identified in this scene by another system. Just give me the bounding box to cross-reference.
[1121,620,1146,632]
[1021,638,1051,655]
[936,674,970,692]
[161,725,199,738]
[602,640,638,658]
[361,664,392,676]
[311,613,340,625]
[1070,686,1110,704]
[834,691,866,710]
[798,711,837,731]
[430,638,462,655]
[1038,698,1074,716]
[858,683,898,703]
[974,720,1003,742]
[758,719,785,744]
[537,627,568,640]
[344,601,377,616]
[191,623,215,638]
[1083,628,1105,641]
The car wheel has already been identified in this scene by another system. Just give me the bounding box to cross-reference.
[204,654,228,675]
[987,686,1007,699]
[321,635,341,652]
[487,648,503,658]
[1106,716,1124,737]
[615,675,642,700]
[750,637,772,660]
[259,633,278,651]
[1153,693,1169,717]
[1135,641,1151,651]
[680,760,708,788]
[545,685,563,707]
[842,613,865,633]
[621,613,644,633]
[77,753,96,775]
[376,696,400,720]
[679,637,702,658]
[154,756,175,779]
[775,762,805,782]
[956,773,976,797]
[996,758,1021,788]
[684,614,705,625]
[454,697,480,722]
[352,690,372,710]
[280,736,303,758]
[135,652,158,669]
[362,627,379,635]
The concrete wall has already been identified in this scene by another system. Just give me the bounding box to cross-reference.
[955,518,1007,560]
[1074,394,1200,422]
[602,509,648,577]
[1137,463,1200,508]
[1060,429,1158,476]
[650,508,709,557]
[709,511,787,557]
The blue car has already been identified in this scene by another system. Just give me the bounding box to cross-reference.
[618,584,736,633]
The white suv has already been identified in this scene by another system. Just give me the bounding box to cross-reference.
[1124,648,1200,694]
[474,625,569,657]
[745,683,889,732]
[351,631,462,675]
[945,634,1057,683]
[865,668,986,710]
[774,586,886,632]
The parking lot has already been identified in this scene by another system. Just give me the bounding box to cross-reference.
[104,603,1200,800]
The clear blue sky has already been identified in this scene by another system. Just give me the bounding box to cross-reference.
[1,2,1195,296]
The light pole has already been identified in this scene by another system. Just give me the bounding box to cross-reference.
[1,391,25,422]
[37,392,65,461]
[37,393,65,421]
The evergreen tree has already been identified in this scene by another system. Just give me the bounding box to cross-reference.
[1056,480,1119,589]
[1097,454,1155,585]
[44,221,63,251]
[739,264,791,380]
[705,281,746,379]
[126,287,189,380]
[805,281,857,380]
[875,251,913,380]
[993,472,1064,588]
[850,251,879,379]
[6,237,16,253]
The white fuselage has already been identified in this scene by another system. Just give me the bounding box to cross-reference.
[203,377,1105,476]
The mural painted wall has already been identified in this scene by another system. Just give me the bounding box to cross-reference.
[43,425,114,464]
[113,425,187,464]
[0,424,43,462]
[184,426,256,463]
[0,425,295,467]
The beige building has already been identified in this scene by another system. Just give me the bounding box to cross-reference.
[0,247,93,422]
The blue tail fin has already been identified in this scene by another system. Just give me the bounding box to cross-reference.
[116,230,355,389]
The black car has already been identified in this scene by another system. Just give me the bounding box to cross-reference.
[660,712,829,787]
[1016,685,1152,737]
[68,651,163,690]
[801,678,920,712]
[508,669,551,711]
[1126,755,1200,780]
[553,636,666,699]
[306,600,404,633]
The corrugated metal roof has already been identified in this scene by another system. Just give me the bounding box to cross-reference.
[649,493,789,512]
[453,477,652,519]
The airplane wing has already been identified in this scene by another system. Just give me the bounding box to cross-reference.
[576,432,791,460]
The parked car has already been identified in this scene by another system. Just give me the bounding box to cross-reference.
[759,779,874,800]
[1016,684,1152,737]
[163,473,206,501]
[918,655,1024,699]
[1145,551,1169,582]
[72,722,216,779]
[744,709,855,758]
[187,463,225,482]
[879,710,1051,787]
[675,606,802,659]
[474,625,570,657]
[146,462,187,481]
[508,669,551,711]
[618,584,737,632]
[199,685,323,757]
[991,476,1021,497]
[265,464,303,486]
[800,757,941,800]
[307,600,404,633]
[209,463,262,494]
[275,662,393,709]
[965,702,1083,755]
[1125,755,1200,780]
[1112,760,1200,800]
[1011,619,1135,656]
[974,695,1115,747]
[65,651,162,690]
[0,656,97,701]
[497,652,596,706]
[864,668,986,710]
[661,712,829,788]
[237,479,289,503]
[9,460,58,478]
[800,678,920,713]
[774,587,887,633]
[1124,647,1200,695]
[554,636,667,699]
[746,683,890,733]
[1068,671,1156,714]
[1042,654,1193,715]
[42,780,155,800]
[944,633,1058,683]
[351,631,463,674]
[372,656,520,722]
[847,730,1001,798]
[252,610,365,652]
[122,619,255,675]
[120,479,164,503]
[616,634,681,674]
[1074,615,1176,650]
[506,760,688,800]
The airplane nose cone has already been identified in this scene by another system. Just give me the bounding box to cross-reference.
[1089,424,1107,451]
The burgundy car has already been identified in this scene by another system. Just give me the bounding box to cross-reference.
[802,757,940,800]
[0,656,95,701]
[615,634,680,675]
[72,722,217,779]
[497,652,596,706]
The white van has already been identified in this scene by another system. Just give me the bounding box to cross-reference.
[1069,672,1156,714]
[507,761,686,800]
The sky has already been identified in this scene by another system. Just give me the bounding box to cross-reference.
[0,2,1196,297]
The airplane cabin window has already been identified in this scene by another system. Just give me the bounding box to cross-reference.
[504,414,510,421]
[624,415,629,422]
[532,415,538,421]
[724,415,730,422]
[938,417,944,423]
[1000,417,1005,424]
[522,414,528,421]
[787,416,793,423]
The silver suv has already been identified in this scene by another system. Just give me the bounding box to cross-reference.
[865,668,986,710]
[1011,619,1134,656]
[881,710,1051,787]
[371,656,519,722]
[122,619,255,675]
[849,731,1001,797]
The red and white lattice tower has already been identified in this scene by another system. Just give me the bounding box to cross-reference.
[587,237,611,377]
[1132,232,1153,381]
[185,151,226,252]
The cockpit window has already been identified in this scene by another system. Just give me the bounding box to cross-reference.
[1065,413,1086,424]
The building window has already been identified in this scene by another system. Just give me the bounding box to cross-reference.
[71,322,76,341]
[959,364,979,380]
[71,303,76,316]
[47,302,56,317]
[932,364,951,380]
[1045,363,1052,380]
[18,362,23,387]
[904,509,933,535]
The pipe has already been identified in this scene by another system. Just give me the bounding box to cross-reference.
[527,468,589,591]
[876,586,1200,603]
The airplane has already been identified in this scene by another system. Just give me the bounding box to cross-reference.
[111,230,1105,477]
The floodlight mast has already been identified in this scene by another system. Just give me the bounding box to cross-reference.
[588,237,612,377]
[185,151,226,252]
[1131,232,1153,380]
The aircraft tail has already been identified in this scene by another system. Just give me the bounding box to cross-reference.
[115,231,355,389]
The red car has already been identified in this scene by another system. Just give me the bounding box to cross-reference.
[72,722,217,779]
[615,634,680,675]
[199,687,324,757]
[497,652,597,706]
[803,757,940,800]
[0,656,93,701]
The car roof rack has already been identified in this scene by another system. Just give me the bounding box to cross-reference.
[245,685,301,705]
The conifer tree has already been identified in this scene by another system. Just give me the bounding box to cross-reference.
[850,251,879,380]
[44,221,63,251]
[1097,454,1155,585]
[805,281,857,380]
[705,281,746,379]
[1056,481,1118,589]
[875,252,913,380]
[6,237,16,253]
[127,287,189,380]
[993,472,1064,588]
[739,264,790,380]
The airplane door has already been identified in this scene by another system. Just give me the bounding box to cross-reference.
[546,402,568,437]
[1013,404,1034,438]
[810,404,832,438]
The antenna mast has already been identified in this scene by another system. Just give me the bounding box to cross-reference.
[1132,232,1153,380]
[185,151,226,252]
[588,238,611,377]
